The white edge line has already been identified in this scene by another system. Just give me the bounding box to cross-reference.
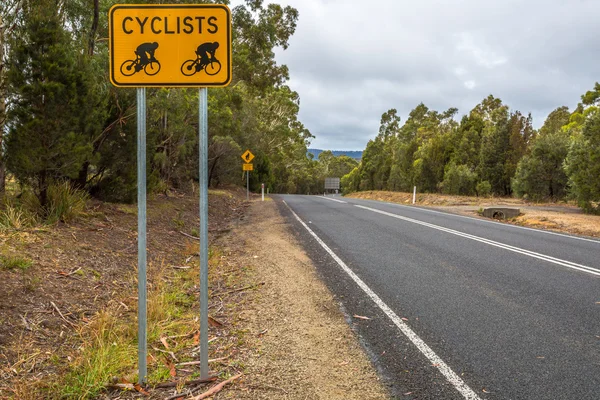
[283,200,483,400]
[355,205,600,277]
[349,198,600,244]
[318,196,347,204]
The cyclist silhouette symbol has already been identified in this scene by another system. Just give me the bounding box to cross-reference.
[181,42,222,76]
[120,42,161,76]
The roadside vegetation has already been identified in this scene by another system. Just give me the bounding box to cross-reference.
[0,188,257,399]
[341,89,600,214]
[0,0,333,211]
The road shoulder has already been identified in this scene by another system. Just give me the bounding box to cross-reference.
[220,198,389,399]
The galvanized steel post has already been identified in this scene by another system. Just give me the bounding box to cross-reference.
[198,88,209,379]
[137,88,147,385]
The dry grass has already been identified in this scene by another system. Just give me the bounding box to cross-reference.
[346,190,600,238]
[346,190,574,207]
[0,190,250,399]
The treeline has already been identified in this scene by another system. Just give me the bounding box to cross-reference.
[342,88,600,213]
[0,0,323,213]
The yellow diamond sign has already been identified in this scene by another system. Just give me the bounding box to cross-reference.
[241,150,255,163]
[109,4,231,87]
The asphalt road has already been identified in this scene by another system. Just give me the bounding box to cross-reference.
[275,195,600,400]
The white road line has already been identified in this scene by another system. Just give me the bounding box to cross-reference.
[283,201,483,400]
[360,199,600,245]
[318,196,347,204]
[356,205,600,277]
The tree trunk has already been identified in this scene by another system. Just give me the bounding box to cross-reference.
[0,14,6,194]
[39,171,48,209]
[75,160,89,189]
[88,0,99,56]
[208,156,220,188]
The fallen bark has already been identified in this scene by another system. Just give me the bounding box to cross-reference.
[190,374,242,400]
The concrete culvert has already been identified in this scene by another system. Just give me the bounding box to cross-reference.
[492,211,505,220]
[483,207,519,220]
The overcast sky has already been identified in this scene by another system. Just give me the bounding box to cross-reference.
[242,0,600,150]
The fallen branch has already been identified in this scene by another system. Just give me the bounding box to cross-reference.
[56,267,84,282]
[190,374,242,400]
[166,331,194,340]
[207,316,224,327]
[164,381,212,400]
[57,267,81,277]
[50,301,76,328]
[222,282,265,296]
[108,383,135,390]
[179,231,199,240]
[171,266,192,270]
[117,301,129,311]
[176,355,230,367]
[257,329,268,337]
[164,391,192,400]
[152,346,178,362]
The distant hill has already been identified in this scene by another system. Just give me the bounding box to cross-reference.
[308,149,362,160]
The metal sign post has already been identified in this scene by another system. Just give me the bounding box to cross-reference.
[246,171,249,201]
[136,88,147,385]
[198,88,209,379]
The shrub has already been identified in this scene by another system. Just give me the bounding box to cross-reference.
[0,206,35,230]
[476,181,492,197]
[565,110,600,213]
[441,163,477,195]
[45,182,89,223]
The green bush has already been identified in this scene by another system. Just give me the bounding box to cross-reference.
[565,110,600,213]
[476,181,492,197]
[441,163,477,195]
[92,175,137,204]
[512,132,569,201]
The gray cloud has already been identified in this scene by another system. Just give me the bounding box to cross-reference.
[261,0,600,150]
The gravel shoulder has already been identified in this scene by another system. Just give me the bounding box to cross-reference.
[219,198,389,399]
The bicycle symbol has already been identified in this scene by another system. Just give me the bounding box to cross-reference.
[120,42,161,77]
[120,55,161,77]
[181,42,222,77]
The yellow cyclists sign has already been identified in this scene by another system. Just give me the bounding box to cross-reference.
[109,4,231,87]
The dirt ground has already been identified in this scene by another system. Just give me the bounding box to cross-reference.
[348,191,600,238]
[0,189,389,399]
